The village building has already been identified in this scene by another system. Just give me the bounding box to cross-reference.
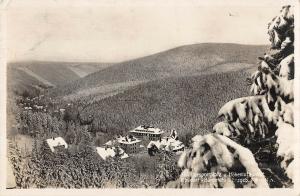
[46,137,68,152]
[147,130,185,156]
[115,135,142,154]
[129,125,164,142]
[105,140,115,146]
[96,146,129,160]
[33,105,44,110]
[59,108,66,115]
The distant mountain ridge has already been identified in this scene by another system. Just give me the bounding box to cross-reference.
[51,43,268,99]
[7,61,113,95]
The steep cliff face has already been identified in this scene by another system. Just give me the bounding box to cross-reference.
[168,5,295,188]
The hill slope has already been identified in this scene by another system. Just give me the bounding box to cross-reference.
[51,43,267,98]
[7,61,113,95]
[78,70,251,142]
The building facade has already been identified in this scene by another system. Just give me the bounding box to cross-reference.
[129,125,164,142]
[117,135,142,154]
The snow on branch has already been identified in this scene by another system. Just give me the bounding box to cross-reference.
[169,5,295,188]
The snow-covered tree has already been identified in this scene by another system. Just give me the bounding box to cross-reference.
[168,5,295,188]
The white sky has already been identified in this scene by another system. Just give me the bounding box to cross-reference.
[5,0,292,62]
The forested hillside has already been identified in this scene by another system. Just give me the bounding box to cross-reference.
[76,71,251,143]
[51,43,267,99]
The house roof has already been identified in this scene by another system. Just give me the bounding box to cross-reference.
[96,146,128,160]
[117,135,141,144]
[147,137,184,152]
[96,147,116,160]
[129,125,164,134]
[105,140,113,146]
[46,137,68,152]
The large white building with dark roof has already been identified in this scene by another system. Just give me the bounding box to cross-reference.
[129,125,164,141]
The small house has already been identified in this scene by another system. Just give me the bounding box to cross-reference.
[147,130,184,155]
[33,105,44,110]
[96,146,129,160]
[46,137,68,152]
[59,108,66,115]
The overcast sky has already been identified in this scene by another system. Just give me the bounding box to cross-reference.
[6,0,291,62]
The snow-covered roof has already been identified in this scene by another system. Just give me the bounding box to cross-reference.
[46,137,68,152]
[172,140,185,151]
[130,125,164,134]
[117,135,141,144]
[96,147,115,160]
[96,146,128,160]
[121,153,129,159]
[147,137,184,152]
[105,140,113,146]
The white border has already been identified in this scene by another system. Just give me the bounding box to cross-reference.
[0,0,299,196]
